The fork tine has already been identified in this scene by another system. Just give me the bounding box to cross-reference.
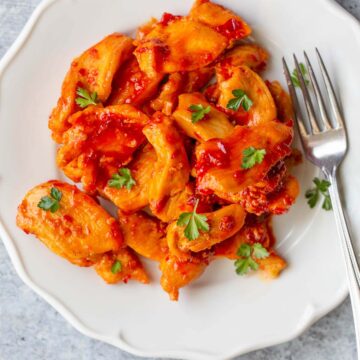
[282,57,308,138]
[293,54,320,134]
[303,51,332,131]
[315,48,344,129]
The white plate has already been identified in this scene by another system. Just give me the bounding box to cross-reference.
[1,0,359,359]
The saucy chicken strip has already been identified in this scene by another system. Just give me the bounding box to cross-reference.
[217,65,277,125]
[16,180,122,266]
[267,80,294,122]
[217,44,269,73]
[167,204,246,254]
[189,0,251,46]
[57,105,149,193]
[160,254,208,301]
[173,92,234,141]
[195,121,293,203]
[118,210,167,261]
[143,112,190,215]
[107,55,163,106]
[150,67,214,115]
[101,144,156,213]
[134,15,227,77]
[215,216,287,278]
[49,33,133,143]
[95,248,149,284]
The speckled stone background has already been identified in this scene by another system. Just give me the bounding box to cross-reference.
[1,0,360,359]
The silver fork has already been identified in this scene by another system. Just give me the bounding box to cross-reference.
[283,49,360,358]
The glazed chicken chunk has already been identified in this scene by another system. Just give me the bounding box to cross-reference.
[16,181,122,266]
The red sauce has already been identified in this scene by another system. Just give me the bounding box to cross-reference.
[215,104,249,125]
[63,215,73,223]
[244,223,268,244]
[195,140,230,178]
[153,41,170,73]
[233,170,246,184]
[110,222,124,246]
[78,68,98,86]
[215,18,248,41]
[89,48,99,59]
[219,215,235,232]
[166,132,180,145]
[152,195,169,213]
[76,111,145,191]
[159,13,182,26]
[204,84,220,103]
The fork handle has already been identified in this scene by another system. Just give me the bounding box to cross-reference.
[326,168,360,359]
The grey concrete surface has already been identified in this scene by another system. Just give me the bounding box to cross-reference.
[1,0,359,359]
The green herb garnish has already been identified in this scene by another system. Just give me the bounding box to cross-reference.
[188,104,211,123]
[305,177,332,210]
[75,87,99,108]
[37,187,62,213]
[226,89,253,112]
[291,63,309,88]
[177,199,210,240]
[234,242,269,275]
[241,147,266,169]
[111,260,122,274]
[108,168,136,190]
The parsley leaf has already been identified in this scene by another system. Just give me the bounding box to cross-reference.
[241,147,266,169]
[188,104,211,123]
[234,242,269,275]
[75,87,99,108]
[50,187,62,201]
[235,258,251,275]
[252,243,270,259]
[305,177,332,211]
[177,199,210,240]
[108,168,136,190]
[111,260,122,274]
[291,63,309,88]
[237,243,251,258]
[37,187,62,213]
[226,89,253,112]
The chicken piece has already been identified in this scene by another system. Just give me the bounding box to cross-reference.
[152,183,194,223]
[216,44,269,74]
[183,67,215,92]
[150,73,183,115]
[16,180,122,266]
[167,204,246,254]
[134,16,227,77]
[160,254,208,301]
[118,211,167,261]
[215,215,274,259]
[150,67,214,115]
[95,248,149,284]
[136,17,158,41]
[214,216,287,278]
[143,112,190,213]
[203,83,221,103]
[217,66,277,125]
[49,33,133,143]
[57,105,149,193]
[195,121,293,203]
[107,56,163,106]
[240,172,299,215]
[267,80,294,122]
[189,0,251,45]
[257,254,287,278]
[173,93,234,141]
[267,175,300,214]
[100,144,156,213]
